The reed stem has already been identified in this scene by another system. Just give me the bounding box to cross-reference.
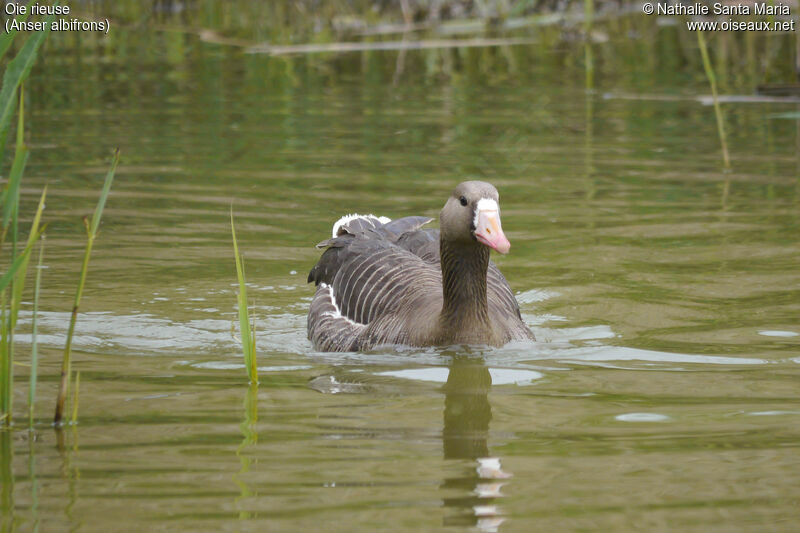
[54,149,119,425]
[697,29,731,169]
[70,371,80,425]
[28,236,44,428]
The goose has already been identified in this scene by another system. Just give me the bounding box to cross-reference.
[307,181,534,351]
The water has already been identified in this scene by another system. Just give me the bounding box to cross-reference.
[3,10,800,532]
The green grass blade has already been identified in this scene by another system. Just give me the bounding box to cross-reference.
[0,9,56,163]
[28,237,44,428]
[696,30,730,169]
[0,149,28,234]
[1,88,29,232]
[1,187,44,427]
[0,1,34,62]
[54,149,119,425]
[8,186,46,423]
[231,209,257,384]
[0,235,39,292]
[11,184,46,330]
[88,148,120,237]
[232,211,254,380]
[1,73,27,242]
[0,228,41,424]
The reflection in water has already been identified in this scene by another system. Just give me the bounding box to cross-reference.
[2,429,64,533]
[28,436,40,533]
[234,384,259,520]
[1,431,13,533]
[441,357,511,532]
[2,431,44,533]
[59,427,80,529]
[584,0,596,204]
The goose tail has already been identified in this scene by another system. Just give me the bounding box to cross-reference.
[331,213,391,238]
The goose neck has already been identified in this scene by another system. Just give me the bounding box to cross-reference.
[439,238,490,327]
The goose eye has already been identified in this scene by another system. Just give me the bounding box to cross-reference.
[459,196,468,207]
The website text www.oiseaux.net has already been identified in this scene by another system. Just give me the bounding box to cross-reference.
[686,19,795,31]
[641,2,796,32]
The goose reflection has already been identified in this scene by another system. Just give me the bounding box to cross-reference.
[441,355,511,532]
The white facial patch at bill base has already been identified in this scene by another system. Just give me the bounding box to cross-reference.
[473,198,499,228]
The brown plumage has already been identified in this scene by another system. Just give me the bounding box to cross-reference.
[307,181,534,351]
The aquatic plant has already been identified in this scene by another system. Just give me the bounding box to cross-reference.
[696,29,731,169]
[231,210,258,384]
[0,6,59,427]
[0,53,50,428]
[584,0,594,91]
[27,237,44,428]
[53,149,120,425]
[70,371,80,425]
[0,175,45,426]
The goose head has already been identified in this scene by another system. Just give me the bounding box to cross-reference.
[440,181,510,254]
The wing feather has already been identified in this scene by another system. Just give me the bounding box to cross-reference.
[331,245,438,326]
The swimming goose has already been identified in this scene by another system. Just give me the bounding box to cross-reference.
[307,181,534,351]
